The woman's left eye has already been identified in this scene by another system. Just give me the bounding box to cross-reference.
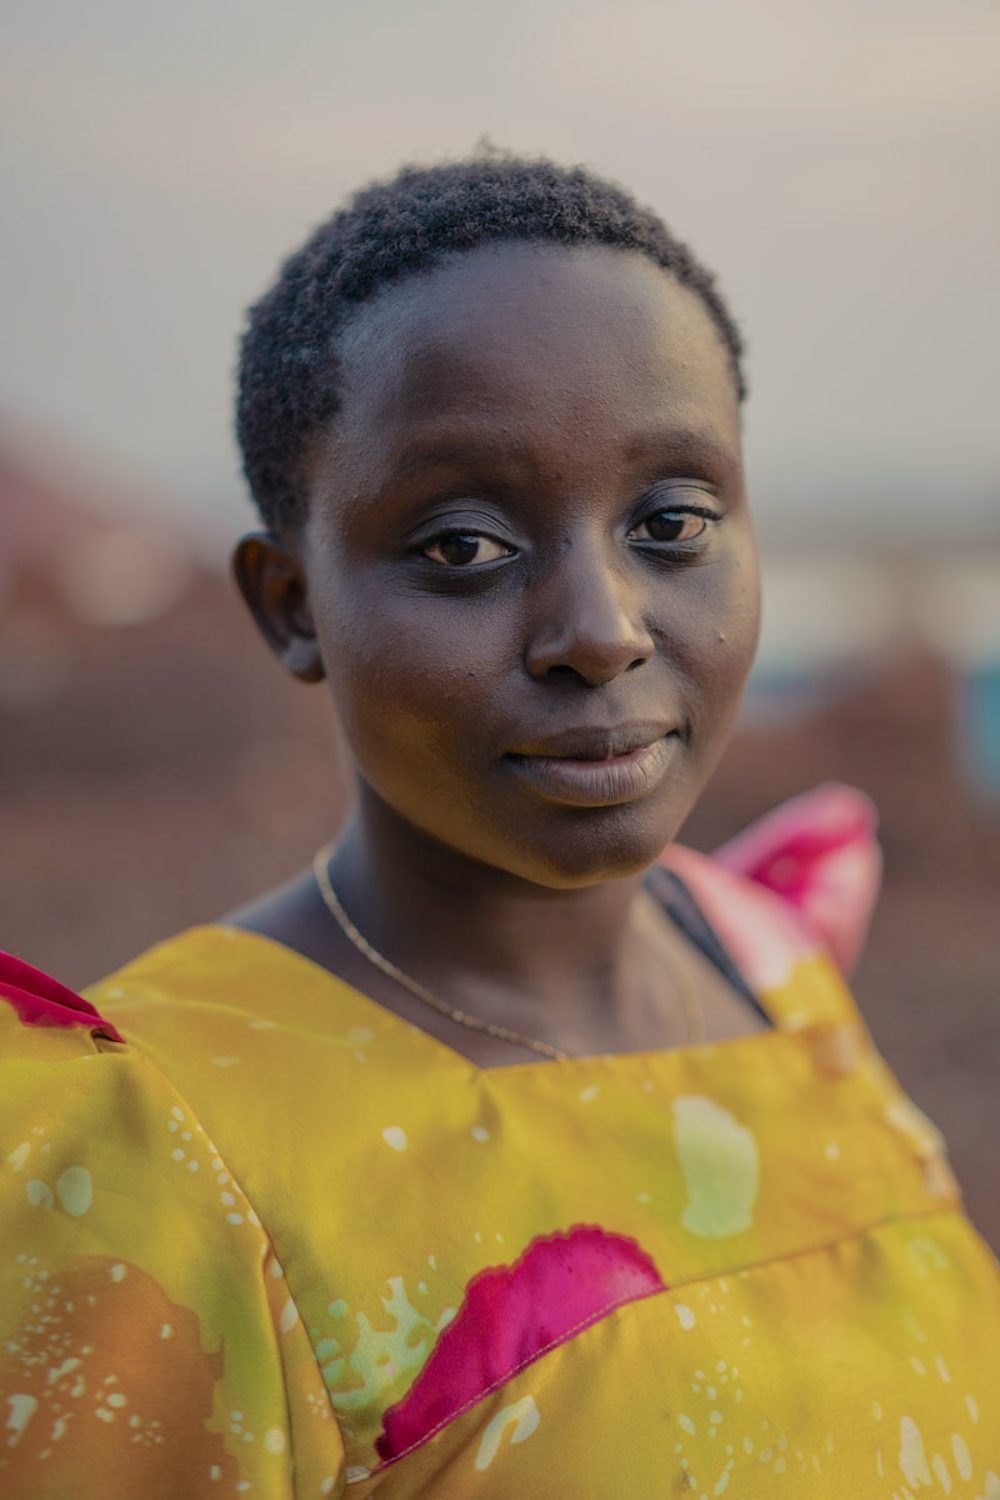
[630,510,710,545]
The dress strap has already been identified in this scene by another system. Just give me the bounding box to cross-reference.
[641,863,771,1023]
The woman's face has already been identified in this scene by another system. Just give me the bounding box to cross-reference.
[250,241,760,886]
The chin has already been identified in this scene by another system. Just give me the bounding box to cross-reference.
[490,795,693,890]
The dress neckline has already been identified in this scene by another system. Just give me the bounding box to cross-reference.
[183,857,776,1073]
[193,920,788,1077]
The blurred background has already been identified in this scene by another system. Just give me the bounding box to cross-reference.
[1,1,998,1242]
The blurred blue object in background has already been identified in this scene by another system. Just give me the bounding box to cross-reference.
[963,664,1000,799]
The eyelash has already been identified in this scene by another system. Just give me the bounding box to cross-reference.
[417,505,718,569]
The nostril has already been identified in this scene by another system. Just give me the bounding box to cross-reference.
[542,663,588,684]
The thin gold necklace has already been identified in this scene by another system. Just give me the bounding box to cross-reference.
[312,846,704,1062]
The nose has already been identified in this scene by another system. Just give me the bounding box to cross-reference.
[523,535,655,687]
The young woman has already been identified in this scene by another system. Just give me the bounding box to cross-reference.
[2,155,997,1497]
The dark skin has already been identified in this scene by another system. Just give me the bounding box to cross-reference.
[228,241,765,1066]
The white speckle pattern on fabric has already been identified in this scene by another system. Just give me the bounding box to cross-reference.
[2,791,998,1496]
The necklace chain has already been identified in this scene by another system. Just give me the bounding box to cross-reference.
[312,846,704,1062]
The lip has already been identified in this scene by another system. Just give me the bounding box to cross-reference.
[505,721,675,760]
[503,733,680,807]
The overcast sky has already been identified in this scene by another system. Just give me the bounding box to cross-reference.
[2,0,998,559]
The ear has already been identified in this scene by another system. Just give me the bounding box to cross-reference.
[231,531,326,683]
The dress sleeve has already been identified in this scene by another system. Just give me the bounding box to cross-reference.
[0,955,346,1500]
[710,781,882,975]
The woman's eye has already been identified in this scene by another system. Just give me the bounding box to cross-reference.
[421,532,514,567]
[631,510,710,545]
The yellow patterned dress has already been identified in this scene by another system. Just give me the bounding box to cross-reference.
[2,787,998,1497]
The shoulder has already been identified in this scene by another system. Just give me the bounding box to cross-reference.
[0,947,347,1491]
[85,922,374,1051]
[0,941,236,1212]
[662,782,882,1000]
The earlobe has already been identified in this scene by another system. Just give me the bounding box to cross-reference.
[231,531,326,684]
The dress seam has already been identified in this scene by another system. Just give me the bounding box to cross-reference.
[359,1200,964,1479]
[95,1034,349,1480]
[664,1199,963,1292]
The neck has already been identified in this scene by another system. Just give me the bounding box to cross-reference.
[328,785,651,1026]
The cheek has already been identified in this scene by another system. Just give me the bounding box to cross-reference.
[719,553,762,678]
[666,548,761,728]
[316,583,508,767]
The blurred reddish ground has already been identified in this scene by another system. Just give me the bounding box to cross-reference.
[3,508,998,1249]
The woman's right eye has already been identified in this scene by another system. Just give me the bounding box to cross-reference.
[420,532,514,568]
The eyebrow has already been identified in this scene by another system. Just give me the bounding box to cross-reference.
[623,427,736,471]
[387,426,735,482]
[388,440,531,482]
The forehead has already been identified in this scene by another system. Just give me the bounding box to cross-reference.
[317,243,740,494]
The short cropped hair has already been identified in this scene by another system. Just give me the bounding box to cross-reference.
[236,152,746,533]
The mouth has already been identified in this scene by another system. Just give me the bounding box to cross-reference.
[502,730,680,807]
